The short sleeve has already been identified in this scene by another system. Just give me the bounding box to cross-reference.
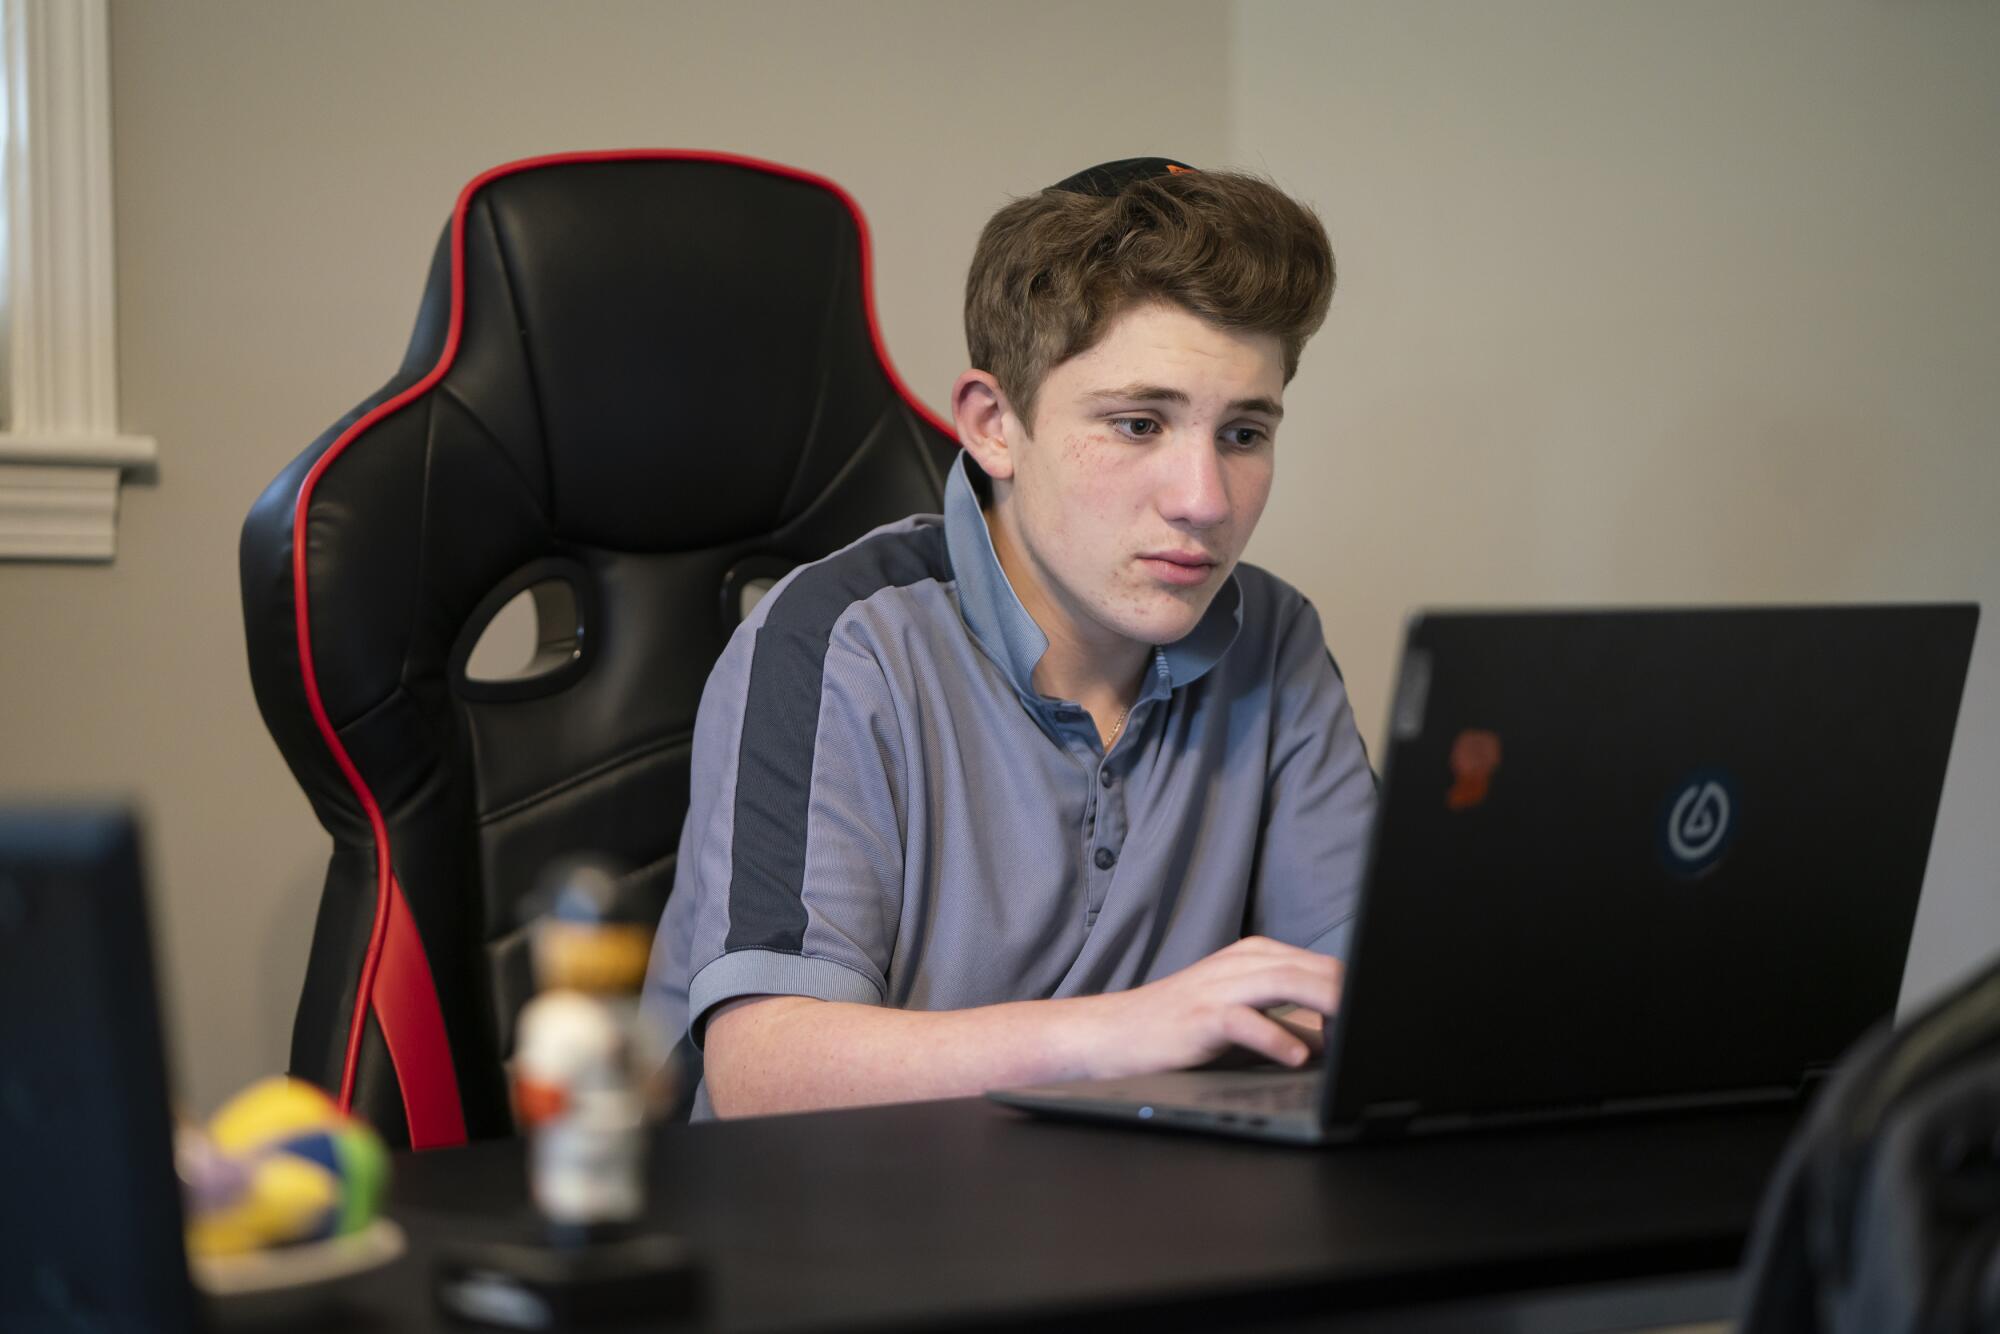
[650,616,909,1047]
[1247,596,1378,959]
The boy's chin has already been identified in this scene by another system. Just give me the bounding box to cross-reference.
[1112,595,1214,648]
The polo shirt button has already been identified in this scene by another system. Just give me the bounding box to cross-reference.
[1094,847,1117,870]
[1100,768,1114,788]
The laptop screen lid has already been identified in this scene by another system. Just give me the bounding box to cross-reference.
[0,808,199,1332]
[1321,604,1979,1133]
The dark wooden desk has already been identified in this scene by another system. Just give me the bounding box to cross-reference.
[262,1097,1796,1332]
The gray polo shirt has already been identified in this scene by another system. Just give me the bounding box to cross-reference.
[644,454,1377,1103]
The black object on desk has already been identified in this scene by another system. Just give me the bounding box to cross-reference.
[299,1095,1800,1333]
[433,1230,704,1329]
[0,809,198,1334]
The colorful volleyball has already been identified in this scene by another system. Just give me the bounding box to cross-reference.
[264,1124,390,1235]
[184,1075,392,1256]
[208,1075,343,1153]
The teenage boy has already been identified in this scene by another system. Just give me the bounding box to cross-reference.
[646,158,1376,1118]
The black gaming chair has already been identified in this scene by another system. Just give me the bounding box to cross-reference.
[240,151,957,1148]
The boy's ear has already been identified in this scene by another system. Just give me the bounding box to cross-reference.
[951,370,1018,481]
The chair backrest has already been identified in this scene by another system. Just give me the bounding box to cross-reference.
[240,151,957,1147]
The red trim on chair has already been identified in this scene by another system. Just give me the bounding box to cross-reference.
[289,149,955,1146]
[374,878,468,1149]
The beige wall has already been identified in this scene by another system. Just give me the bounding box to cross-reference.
[1234,0,2000,1011]
[0,0,1991,1114]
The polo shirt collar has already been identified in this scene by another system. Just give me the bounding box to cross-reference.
[942,452,1242,701]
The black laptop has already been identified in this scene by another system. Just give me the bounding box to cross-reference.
[990,604,1980,1145]
[0,808,200,1332]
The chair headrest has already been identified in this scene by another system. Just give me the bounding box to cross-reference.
[441,153,935,550]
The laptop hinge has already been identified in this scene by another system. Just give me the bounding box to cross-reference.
[1359,1100,1423,1139]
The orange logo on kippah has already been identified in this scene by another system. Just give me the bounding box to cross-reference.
[1166,163,1194,174]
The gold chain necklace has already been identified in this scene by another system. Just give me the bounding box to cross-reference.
[1106,704,1131,747]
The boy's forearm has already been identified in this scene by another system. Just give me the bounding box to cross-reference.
[702,993,1114,1118]
[702,937,1340,1117]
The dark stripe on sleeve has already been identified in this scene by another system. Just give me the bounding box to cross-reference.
[724,523,952,954]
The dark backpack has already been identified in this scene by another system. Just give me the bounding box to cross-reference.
[1739,953,2000,1334]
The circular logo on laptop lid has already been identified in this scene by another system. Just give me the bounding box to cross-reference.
[1662,771,1740,877]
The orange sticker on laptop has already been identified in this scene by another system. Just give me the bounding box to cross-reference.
[1447,729,1502,811]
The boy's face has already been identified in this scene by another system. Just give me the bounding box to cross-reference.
[982,301,1286,656]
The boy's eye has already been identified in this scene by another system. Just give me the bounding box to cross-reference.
[1224,426,1269,449]
[1111,417,1161,440]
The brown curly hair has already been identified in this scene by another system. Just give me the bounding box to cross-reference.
[964,168,1336,436]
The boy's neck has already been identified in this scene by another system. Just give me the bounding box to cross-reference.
[1030,631,1150,723]
[983,505,1150,715]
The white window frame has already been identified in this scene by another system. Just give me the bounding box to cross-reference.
[0,0,152,561]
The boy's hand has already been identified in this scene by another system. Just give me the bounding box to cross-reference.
[1265,1003,1326,1050]
[1075,936,1342,1079]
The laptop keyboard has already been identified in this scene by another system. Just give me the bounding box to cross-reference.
[1190,1073,1321,1114]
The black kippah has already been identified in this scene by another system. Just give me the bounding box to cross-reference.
[1046,156,1198,197]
